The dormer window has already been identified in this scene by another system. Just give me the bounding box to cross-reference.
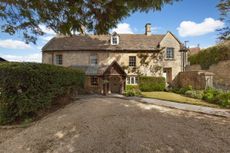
[111,32,119,45]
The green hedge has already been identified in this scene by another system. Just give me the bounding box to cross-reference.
[139,76,165,92]
[0,62,85,124]
[189,43,230,69]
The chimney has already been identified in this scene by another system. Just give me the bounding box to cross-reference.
[145,23,151,36]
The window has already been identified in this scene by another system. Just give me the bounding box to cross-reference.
[166,48,174,59]
[55,55,63,65]
[90,76,98,86]
[90,55,98,65]
[129,56,136,66]
[126,76,138,85]
[111,35,119,45]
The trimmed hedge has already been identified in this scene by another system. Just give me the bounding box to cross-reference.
[189,42,230,69]
[0,62,85,124]
[139,76,165,91]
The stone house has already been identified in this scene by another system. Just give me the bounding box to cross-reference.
[42,23,186,94]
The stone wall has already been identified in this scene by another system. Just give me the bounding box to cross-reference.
[160,32,182,79]
[172,71,214,90]
[186,60,230,90]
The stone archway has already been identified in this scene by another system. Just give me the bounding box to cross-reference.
[102,61,127,95]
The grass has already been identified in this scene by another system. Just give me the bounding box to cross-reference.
[142,92,219,108]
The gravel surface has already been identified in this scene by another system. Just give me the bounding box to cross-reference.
[0,96,230,153]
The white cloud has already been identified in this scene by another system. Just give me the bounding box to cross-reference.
[151,26,162,33]
[111,23,134,34]
[177,18,224,37]
[1,53,42,63]
[41,36,53,41]
[0,39,31,49]
[39,25,56,35]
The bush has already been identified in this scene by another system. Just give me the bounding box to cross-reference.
[172,85,193,94]
[188,44,230,70]
[185,90,203,99]
[126,85,139,91]
[124,85,141,97]
[139,76,165,92]
[202,88,230,108]
[0,62,85,124]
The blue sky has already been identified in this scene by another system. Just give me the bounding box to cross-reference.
[0,0,225,62]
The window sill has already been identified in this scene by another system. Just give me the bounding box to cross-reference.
[164,58,175,61]
[128,66,137,68]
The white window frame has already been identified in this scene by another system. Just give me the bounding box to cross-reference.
[166,47,174,59]
[129,56,136,67]
[126,76,138,85]
[111,35,119,45]
[90,54,98,65]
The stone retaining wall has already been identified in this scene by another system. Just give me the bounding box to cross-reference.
[186,60,230,90]
[172,71,214,90]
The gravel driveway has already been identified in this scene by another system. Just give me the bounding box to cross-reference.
[0,96,230,153]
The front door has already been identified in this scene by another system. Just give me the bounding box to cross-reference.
[110,76,121,93]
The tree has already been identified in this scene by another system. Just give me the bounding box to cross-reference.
[0,0,178,44]
[217,0,230,41]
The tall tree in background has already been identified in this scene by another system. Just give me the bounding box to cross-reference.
[217,0,230,40]
[0,0,178,44]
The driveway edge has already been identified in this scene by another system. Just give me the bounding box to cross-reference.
[106,95,230,118]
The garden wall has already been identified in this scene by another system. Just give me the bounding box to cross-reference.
[186,60,230,90]
[172,71,214,90]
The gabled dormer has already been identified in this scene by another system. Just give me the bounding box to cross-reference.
[111,32,119,45]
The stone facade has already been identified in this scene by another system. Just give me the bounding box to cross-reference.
[42,25,186,94]
[43,32,183,81]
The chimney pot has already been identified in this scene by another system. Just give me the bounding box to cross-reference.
[145,23,151,36]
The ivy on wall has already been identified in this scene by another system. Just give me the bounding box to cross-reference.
[122,51,164,76]
[189,42,230,70]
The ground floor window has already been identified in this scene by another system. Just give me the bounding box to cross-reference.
[126,76,138,85]
[55,54,63,65]
[90,76,98,86]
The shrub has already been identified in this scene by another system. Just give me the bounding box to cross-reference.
[0,62,85,124]
[202,88,230,108]
[185,90,203,99]
[124,85,141,97]
[126,85,139,91]
[139,76,165,92]
[188,44,230,70]
[172,85,192,94]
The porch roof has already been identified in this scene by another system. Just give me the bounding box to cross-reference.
[71,61,126,76]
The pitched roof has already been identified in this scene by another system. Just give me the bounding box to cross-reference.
[71,61,126,76]
[42,34,165,51]
[71,64,108,75]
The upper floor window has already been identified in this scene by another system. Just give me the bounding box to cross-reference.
[90,54,98,65]
[55,55,63,65]
[129,56,136,67]
[166,48,174,59]
[111,32,119,45]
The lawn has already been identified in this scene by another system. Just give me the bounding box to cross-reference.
[142,92,219,108]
